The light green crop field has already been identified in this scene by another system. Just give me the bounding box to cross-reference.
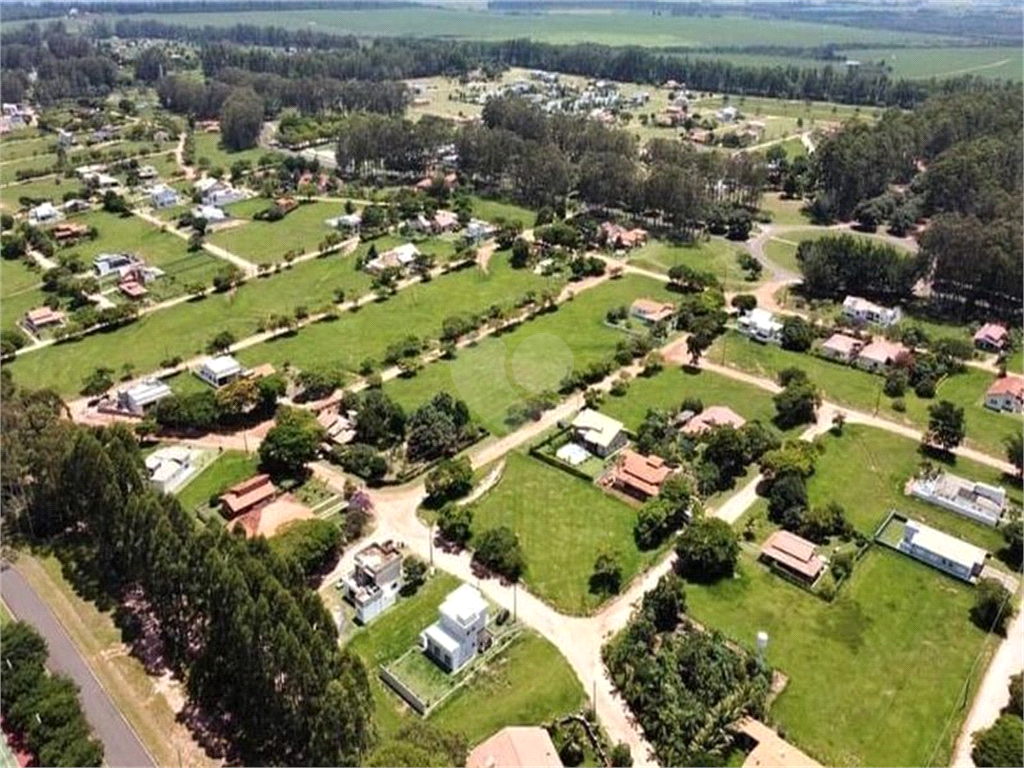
[685,543,996,767]
[469,451,666,615]
[381,273,676,435]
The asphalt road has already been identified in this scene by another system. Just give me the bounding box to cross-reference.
[1,565,156,768]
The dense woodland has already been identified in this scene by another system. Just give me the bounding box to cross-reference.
[0,373,376,766]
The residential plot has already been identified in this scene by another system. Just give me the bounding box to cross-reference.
[0,258,45,332]
[764,226,914,274]
[628,237,756,291]
[468,451,664,615]
[685,545,995,767]
[382,274,676,435]
[468,195,536,228]
[191,131,268,171]
[345,571,584,746]
[759,193,813,227]
[208,199,359,265]
[174,449,260,517]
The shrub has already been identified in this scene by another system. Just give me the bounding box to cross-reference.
[436,503,473,547]
[674,518,739,582]
[473,526,526,581]
[972,715,1024,767]
[971,577,1015,635]
[892,398,906,412]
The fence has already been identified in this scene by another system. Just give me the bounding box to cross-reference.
[528,429,599,483]
[378,664,428,715]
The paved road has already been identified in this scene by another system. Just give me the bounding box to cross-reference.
[1,566,155,768]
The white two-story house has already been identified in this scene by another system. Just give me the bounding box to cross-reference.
[420,584,489,673]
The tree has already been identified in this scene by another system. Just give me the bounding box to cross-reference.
[731,294,757,312]
[336,444,388,481]
[206,330,236,354]
[402,555,428,595]
[926,400,966,452]
[354,390,407,448]
[436,503,473,547]
[686,330,713,366]
[674,517,739,581]
[259,407,325,477]
[971,715,1024,768]
[220,88,264,152]
[425,457,472,504]
[610,743,634,767]
[1003,524,1023,572]
[773,379,820,429]
[590,551,623,596]
[641,571,687,631]
[780,315,815,352]
[1009,673,1023,718]
[767,472,808,529]
[473,526,526,581]
[1005,432,1023,477]
[971,577,1014,635]
[80,366,114,396]
[510,237,531,268]
[269,518,342,577]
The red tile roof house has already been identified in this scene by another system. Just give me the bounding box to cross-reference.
[220,474,277,519]
[599,221,648,249]
[680,406,747,436]
[466,726,562,768]
[854,339,910,374]
[24,306,65,334]
[630,298,675,325]
[973,323,1008,353]
[611,449,674,500]
[985,376,1024,414]
[818,333,863,364]
[118,280,148,299]
[759,530,825,585]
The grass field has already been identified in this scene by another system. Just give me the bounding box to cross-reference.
[764,226,915,274]
[0,175,78,211]
[710,331,1021,458]
[70,211,225,299]
[629,237,757,291]
[468,451,663,615]
[381,274,675,435]
[0,136,55,163]
[807,424,1019,554]
[174,449,259,514]
[0,258,44,332]
[191,131,268,172]
[469,195,536,228]
[208,199,357,265]
[685,545,995,766]
[346,571,585,747]
[759,193,813,227]
[235,255,557,378]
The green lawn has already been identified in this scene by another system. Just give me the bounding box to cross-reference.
[0,156,58,185]
[235,254,556,377]
[758,193,813,227]
[1008,348,1024,374]
[70,211,224,299]
[629,237,756,291]
[209,200,358,265]
[174,449,259,514]
[0,136,55,162]
[469,451,663,615]
[469,195,536,227]
[5,248,374,396]
[346,571,585,747]
[600,364,798,435]
[382,274,675,435]
[0,259,46,332]
[764,227,914,275]
[0,175,79,210]
[808,424,1018,553]
[684,546,995,767]
[710,331,1020,458]
[191,131,268,172]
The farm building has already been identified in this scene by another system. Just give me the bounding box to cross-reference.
[819,333,863,364]
[679,405,747,436]
[145,446,202,494]
[896,517,987,582]
[220,474,276,519]
[759,530,825,585]
[854,339,909,374]
[24,306,65,334]
[737,309,782,345]
[115,378,171,415]
[630,298,675,325]
[973,323,1008,352]
[196,355,244,388]
[610,449,673,500]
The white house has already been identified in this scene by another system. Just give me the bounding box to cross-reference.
[198,181,246,207]
[570,409,627,458]
[93,252,137,277]
[144,446,202,494]
[464,219,496,242]
[137,165,159,181]
[28,202,63,226]
[737,308,783,345]
[193,177,220,195]
[115,378,172,415]
[196,355,243,388]
[191,204,228,223]
[366,242,420,274]
[341,542,403,624]
[420,584,489,673]
[909,472,1007,527]
[842,296,902,327]
[57,128,75,147]
[897,518,987,582]
[149,184,180,209]
[984,376,1024,413]
[717,105,738,123]
[326,213,361,230]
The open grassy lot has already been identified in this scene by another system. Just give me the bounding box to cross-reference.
[5,248,375,396]
[191,131,268,171]
[758,193,813,227]
[1008,348,1024,375]
[599,364,797,435]
[174,449,259,514]
[469,195,536,228]
[629,237,756,291]
[807,424,1018,553]
[469,451,662,615]
[346,571,584,747]
[709,331,1020,458]
[0,175,83,210]
[684,545,995,767]
[382,274,675,435]
[764,226,915,274]
[0,258,45,332]
[235,254,556,377]
[70,211,224,299]
[208,199,357,265]
[0,157,59,186]
[0,136,55,163]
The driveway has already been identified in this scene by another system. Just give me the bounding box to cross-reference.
[1,566,155,768]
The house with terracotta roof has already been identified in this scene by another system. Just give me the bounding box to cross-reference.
[854,339,909,374]
[220,474,276,519]
[984,376,1024,413]
[974,323,1008,353]
[759,530,825,584]
[432,209,460,232]
[611,449,673,500]
[680,405,747,436]
[630,298,675,325]
[599,221,648,249]
[466,726,562,768]
[118,281,148,300]
[819,333,863,364]
[24,306,65,334]
[51,222,90,244]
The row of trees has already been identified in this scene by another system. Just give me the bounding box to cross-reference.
[0,373,377,765]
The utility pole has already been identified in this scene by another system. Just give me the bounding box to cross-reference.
[429,522,434,568]
[513,582,517,622]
